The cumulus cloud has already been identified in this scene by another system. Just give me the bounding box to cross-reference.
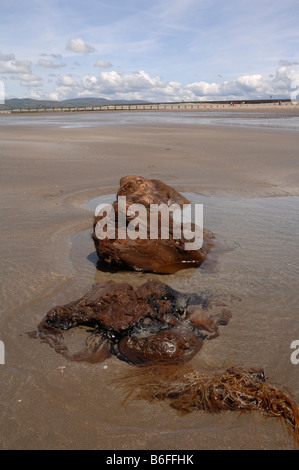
[28,90,45,100]
[0,52,44,90]
[66,38,95,55]
[58,74,79,87]
[81,70,164,95]
[94,59,113,68]
[186,66,299,100]
[12,73,42,87]
[78,65,299,102]
[0,59,32,74]
[19,73,43,87]
[49,74,80,100]
[26,61,298,103]
[48,91,61,101]
[80,70,215,101]
[79,70,197,101]
[9,72,42,87]
[48,87,74,101]
[186,81,221,97]
[38,59,66,69]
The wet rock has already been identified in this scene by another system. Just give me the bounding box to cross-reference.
[37,280,231,365]
[92,175,214,273]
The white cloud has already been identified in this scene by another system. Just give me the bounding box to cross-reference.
[185,65,299,100]
[0,59,32,74]
[0,53,43,89]
[186,81,221,97]
[80,70,181,102]
[81,75,98,89]
[80,70,195,101]
[28,89,44,100]
[38,59,66,69]
[80,69,200,101]
[0,51,15,61]
[19,73,43,87]
[88,70,164,92]
[17,61,296,102]
[66,38,95,55]
[48,91,62,101]
[77,65,299,102]
[48,86,75,101]
[58,74,79,87]
[49,74,80,100]
[40,53,63,59]
[94,59,113,68]
[236,74,263,90]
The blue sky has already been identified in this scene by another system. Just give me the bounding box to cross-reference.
[1,0,299,101]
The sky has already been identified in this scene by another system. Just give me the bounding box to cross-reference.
[1,0,299,102]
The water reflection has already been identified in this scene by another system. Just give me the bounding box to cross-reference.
[1,111,299,130]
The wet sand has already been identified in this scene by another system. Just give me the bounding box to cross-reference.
[0,111,299,449]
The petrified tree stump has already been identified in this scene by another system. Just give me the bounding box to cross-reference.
[37,280,231,365]
[92,175,214,273]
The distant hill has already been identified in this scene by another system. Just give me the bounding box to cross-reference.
[0,97,149,110]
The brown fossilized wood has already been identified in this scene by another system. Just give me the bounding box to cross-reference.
[92,175,214,273]
[37,280,231,365]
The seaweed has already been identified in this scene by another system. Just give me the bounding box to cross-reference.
[119,364,299,445]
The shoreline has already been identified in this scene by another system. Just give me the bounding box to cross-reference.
[1,100,299,116]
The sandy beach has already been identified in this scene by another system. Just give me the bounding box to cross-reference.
[0,108,299,450]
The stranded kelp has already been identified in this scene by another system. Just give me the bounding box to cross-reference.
[119,364,299,444]
[92,175,214,274]
[37,280,232,364]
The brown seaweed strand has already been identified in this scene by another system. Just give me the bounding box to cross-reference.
[118,365,299,444]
